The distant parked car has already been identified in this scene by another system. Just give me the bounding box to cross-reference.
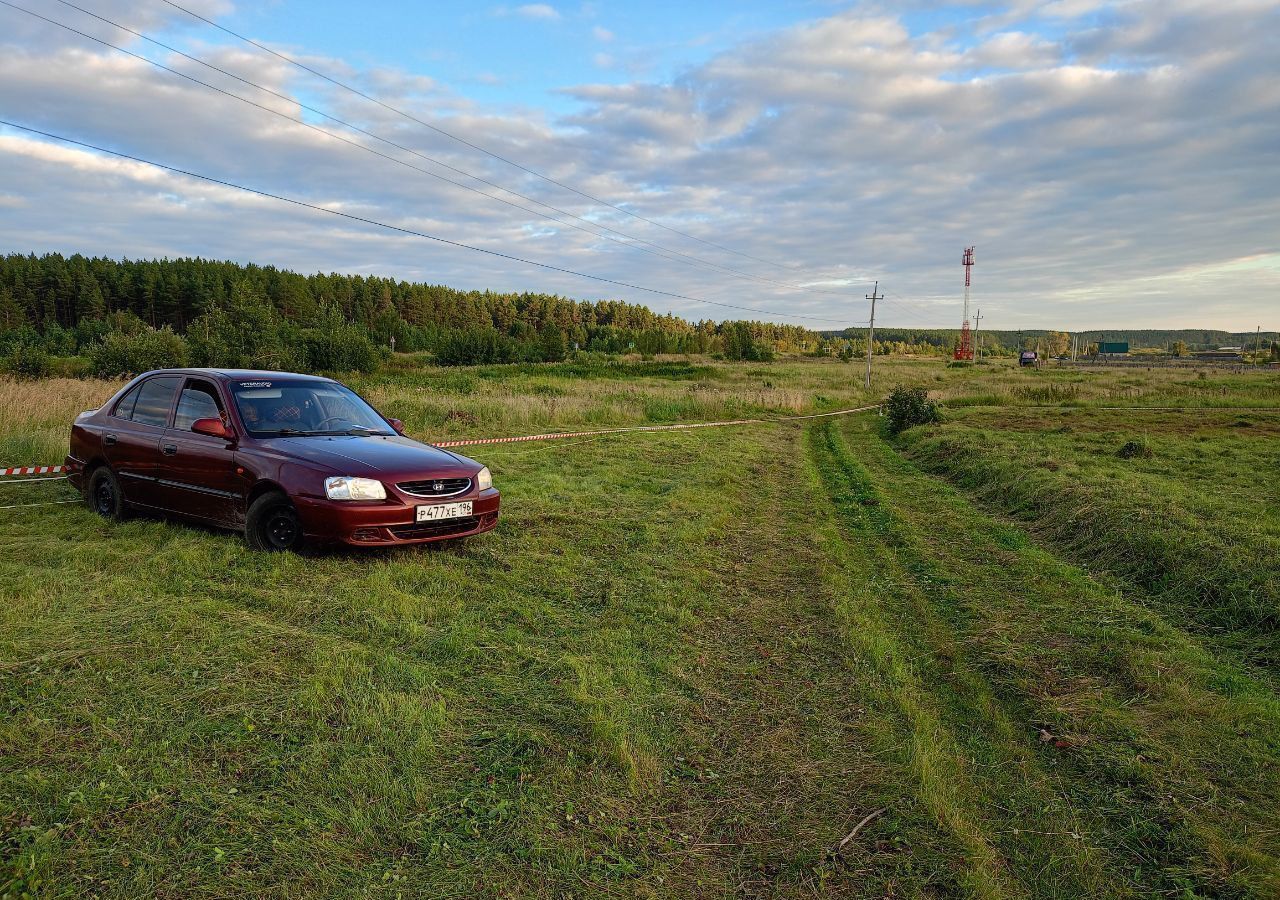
[65,369,499,551]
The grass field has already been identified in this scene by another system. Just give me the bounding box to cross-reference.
[2,356,1279,898]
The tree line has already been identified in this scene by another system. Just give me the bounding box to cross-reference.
[0,253,811,375]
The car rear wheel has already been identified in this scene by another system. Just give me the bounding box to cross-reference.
[246,492,303,552]
[86,466,125,520]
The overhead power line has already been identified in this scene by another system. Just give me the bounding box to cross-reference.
[29,0,869,302]
[157,0,811,273]
[0,119,856,326]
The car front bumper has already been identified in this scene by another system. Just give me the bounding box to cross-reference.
[293,489,500,546]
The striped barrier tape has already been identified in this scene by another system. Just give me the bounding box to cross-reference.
[1,465,66,477]
[429,404,882,448]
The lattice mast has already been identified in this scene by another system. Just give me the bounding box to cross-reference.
[954,246,976,361]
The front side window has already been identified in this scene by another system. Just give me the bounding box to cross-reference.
[175,380,226,431]
[122,376,181,428]
[230,379,391,436]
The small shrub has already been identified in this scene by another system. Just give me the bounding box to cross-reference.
[301,326,382,373]
[885,385,941,435]
[48,355,93,378]
[1117,438,1153,459]
[1,342,51,380]
[89,327,189,377]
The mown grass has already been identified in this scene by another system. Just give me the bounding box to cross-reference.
[899,406,1280,668]
[3,356,1280,897]
[812,417,1280,896]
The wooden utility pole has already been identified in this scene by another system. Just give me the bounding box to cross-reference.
[973,309,983,362]
[1256,326,1263,365]
[864,281,881,390]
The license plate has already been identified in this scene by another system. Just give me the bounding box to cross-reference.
[416,501,472,522]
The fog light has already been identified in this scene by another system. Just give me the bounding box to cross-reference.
[352,527,381,541]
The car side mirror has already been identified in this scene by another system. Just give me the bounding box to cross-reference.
[192,417,234,440]
[388,418,406,435]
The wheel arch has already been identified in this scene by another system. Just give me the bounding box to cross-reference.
[246,479,290,509]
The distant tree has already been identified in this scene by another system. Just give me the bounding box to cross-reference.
[537,324,567,363]
[187,280,303,371]
[1172,340,1188,357]
[1045,331,1070,356]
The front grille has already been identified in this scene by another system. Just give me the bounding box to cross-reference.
[397,477,471,498]
[388,516,479,541]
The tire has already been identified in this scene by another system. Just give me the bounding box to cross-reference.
[245,492,304,552]
[86,466,126,520]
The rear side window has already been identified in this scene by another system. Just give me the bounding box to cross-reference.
[127,376,181,428]
[112,383,143,420]
[174,380,225,431]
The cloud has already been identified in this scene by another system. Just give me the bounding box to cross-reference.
[593,25,614,42]
[504,4,561,21]
[0,0,1277,329]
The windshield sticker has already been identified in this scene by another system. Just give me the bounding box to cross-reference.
[239,381,272,388]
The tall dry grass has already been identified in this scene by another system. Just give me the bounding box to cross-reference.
[0,376,124,465]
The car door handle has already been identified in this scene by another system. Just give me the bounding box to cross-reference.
[104,433,118,446]
[162,443,178,456]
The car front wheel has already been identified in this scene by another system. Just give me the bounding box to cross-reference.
[86,466,126,520]
[245,492,303,552]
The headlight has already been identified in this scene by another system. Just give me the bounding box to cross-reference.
[476,466,493,491]
[324,476,386,501]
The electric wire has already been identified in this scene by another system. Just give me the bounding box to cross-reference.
[0,119,856,325]
[32,0,874,302]
[157,0,813,273]
[9,2,737,286]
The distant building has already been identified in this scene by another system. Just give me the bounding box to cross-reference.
[1097,341,1130,355]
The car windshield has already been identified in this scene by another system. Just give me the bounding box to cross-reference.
[230,379,392,436]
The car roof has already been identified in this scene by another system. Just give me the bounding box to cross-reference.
[142,368,335,382]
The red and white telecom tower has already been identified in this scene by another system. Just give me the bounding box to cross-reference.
[953,246,976,361]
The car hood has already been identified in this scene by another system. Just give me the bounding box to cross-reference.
[255,434,475,476]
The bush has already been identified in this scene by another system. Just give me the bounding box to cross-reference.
[1117,438,1153,459]
[1,342,51,380]
[48,355,93,379]
[885,385,941,435]
[301,325,382,373]
[89,327,189,377]
[435,328,517,366]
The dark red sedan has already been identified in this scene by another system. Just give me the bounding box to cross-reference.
[65,368,499,551]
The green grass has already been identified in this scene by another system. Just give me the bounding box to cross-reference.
[2,357,1280,897]
[899,407,1280,668]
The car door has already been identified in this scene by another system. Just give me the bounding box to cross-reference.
[155,377,245,526]
[102,375,181,509]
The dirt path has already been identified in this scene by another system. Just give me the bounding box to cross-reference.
[654,423,967,897]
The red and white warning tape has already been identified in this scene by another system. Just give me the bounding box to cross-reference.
[1,465,65,477]
[429,404,881,448]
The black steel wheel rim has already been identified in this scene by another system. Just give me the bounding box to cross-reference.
[264,509,298,549]
[93,478,114,515]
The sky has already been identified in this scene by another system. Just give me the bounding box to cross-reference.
[0,0,1278,331]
